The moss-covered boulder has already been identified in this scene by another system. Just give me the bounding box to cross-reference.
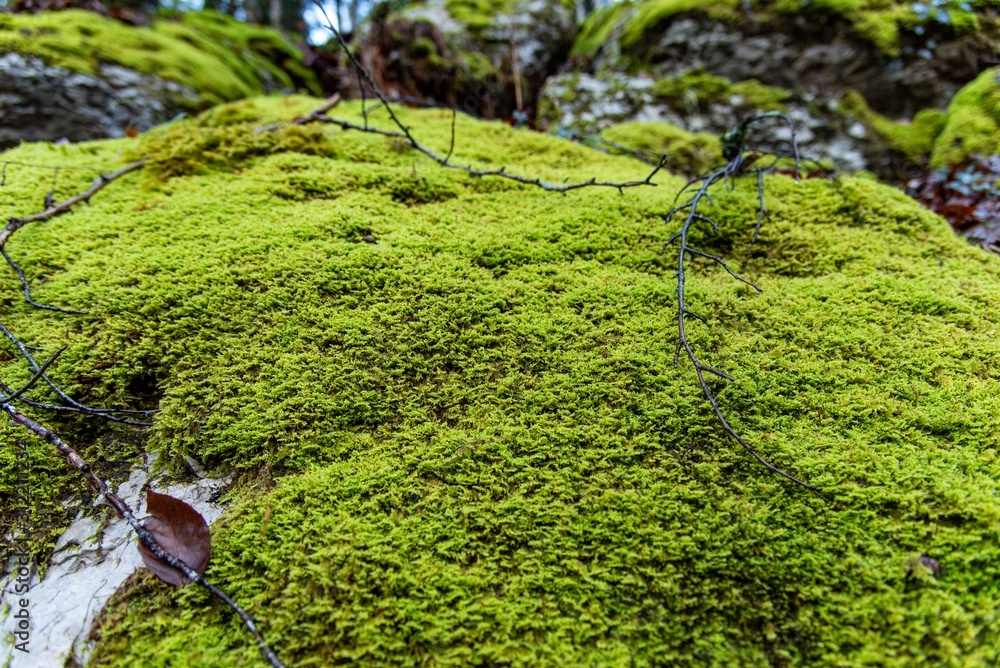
[537,70,879,173]
[342,0,576,118]
[0,9,319,147]
[544,0,1000,176]
[572,0,1000,117]
[2,96,1000,665]
[930,66,1000,165]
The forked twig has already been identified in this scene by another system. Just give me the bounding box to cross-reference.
[666,113,830,501]
[0,157,286,666]
[1,159,147,313]
[311,0,667,194]
[3,406,286,668]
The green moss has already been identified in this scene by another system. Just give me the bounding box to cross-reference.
[1,96,999,665]
[653,70,791,113]
[600,120,723,174]
[570,1,634,59]
[840,89,946,161]
[930,66,1000,166]
[459,51,498,83]
[444,0,513,30]
[621,0,738,47]
[0,9,319,107]
[409,36,439,59]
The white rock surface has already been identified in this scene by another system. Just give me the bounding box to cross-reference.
[0,454,229,667]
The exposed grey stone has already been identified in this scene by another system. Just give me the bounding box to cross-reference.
[592,12,995,118]
[538,71,872,172]
[0,53,198,148]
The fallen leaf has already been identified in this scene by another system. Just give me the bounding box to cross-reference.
[137,488,211,586]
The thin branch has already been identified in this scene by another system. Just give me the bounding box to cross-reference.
[1,247,87,314]
[1,160,146,236]
[255,94,342,134]
[3,406,286,668]
[509,8,523,114]
[310,0,664,194]
[684,247,762,292]
[0,160,146,315]
[667,113,828,501]
[0,345,65,405]
[0,321,154,423]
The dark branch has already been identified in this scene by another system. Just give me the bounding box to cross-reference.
[1,247,87,314]
[310,0,664,194]
[667,113,828,501]
[3,406,286,668]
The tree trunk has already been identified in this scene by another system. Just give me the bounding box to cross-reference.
[270,0,282,30]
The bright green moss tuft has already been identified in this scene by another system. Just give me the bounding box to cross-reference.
[444,0,514,30]
[600,120,723,173]
[0,10,319,106]
[621,0,738,47]
[653,70,792,114]
[570,1,635,59]
[1,97,999,665]
[930,66,1000,166]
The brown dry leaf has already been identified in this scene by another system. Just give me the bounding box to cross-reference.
[137,488,211,586]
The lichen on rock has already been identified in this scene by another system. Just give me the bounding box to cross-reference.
[1,96,999,665]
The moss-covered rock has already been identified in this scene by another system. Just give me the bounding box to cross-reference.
[931,66,1000,165]
[599,120,723,173]
[1,96,1000,665]
[570,0,1000,119]
[538,71,873,173]
[0,9,320,146]
[839,89,948,163]
[0,10,318,104]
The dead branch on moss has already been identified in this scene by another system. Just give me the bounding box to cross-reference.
[0,159,287,667]
[2,405,287,668]
[255,93,343,134]
[1,159,147,313]
[0,322,153,424]
[311,0,667,194]
[312,6,823,498]
[664,113,829,502]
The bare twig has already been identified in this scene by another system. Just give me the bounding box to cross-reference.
[255,93,342,134]
[1,159,146,241]
[0,159,146,313]
[509,9,523,114]
[1,247,87,314]
[664,113,829,501]
[0,345,65,405]
[0,322,154,424]
[3,406,286,668]
[0,155,285,665]
[311,0,665,194]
